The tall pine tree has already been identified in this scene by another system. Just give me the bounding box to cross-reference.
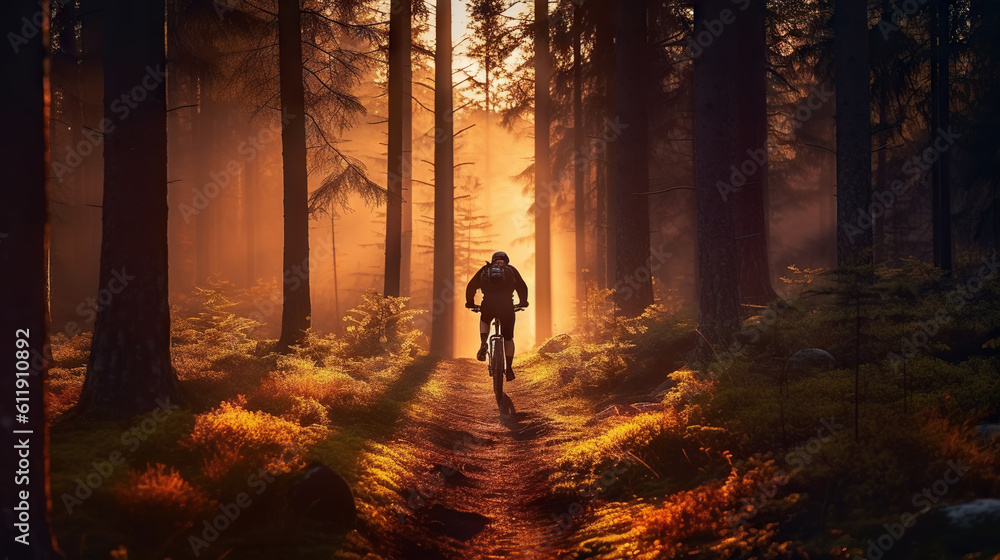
[77,0,186,418]
[614,0,653,317]
[431,0,456,356]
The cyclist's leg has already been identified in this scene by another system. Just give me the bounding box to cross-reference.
[478,309,494,364]
[501,308,516,378]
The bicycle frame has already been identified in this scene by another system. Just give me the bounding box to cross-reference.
[472,306,523,415]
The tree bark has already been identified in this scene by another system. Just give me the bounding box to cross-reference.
[534,0,553,341]
[276,0,312,350]
[245,152,258,286]
[195,81,218,285]
[573,5,586,318]
[875,75,889,263]
[695,0,741,339]
[596,0,616,291]
[400,2,414,297]
[331,210,341,333]
[77,0,184,419]
[614,0,653,318]
[594,154,608,289]
[484,28,493,213]
[0,1,64,556]
[80,0,105,296]
[931,0,952,271]
[731,0,776,303]
[167,0,188,290]
[430,0,455,356]
[834,0,873,267]
[385,0,410,297]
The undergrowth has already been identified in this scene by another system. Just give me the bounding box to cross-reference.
[43,259,1000,559]
[524,259,1000,559]
[47,281,430,560]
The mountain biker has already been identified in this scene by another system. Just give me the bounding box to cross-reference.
[465,251,528,381]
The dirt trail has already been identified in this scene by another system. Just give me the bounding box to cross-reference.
[375,358,568,560]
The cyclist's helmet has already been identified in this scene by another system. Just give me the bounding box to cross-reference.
[491,251,509,265]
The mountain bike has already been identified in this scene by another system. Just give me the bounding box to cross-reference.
[470,306,524,415]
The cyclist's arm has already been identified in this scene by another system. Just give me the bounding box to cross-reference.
[510,266,529,306]
[466,264,486,306]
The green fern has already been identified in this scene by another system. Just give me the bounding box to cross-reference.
[343,290,425,358]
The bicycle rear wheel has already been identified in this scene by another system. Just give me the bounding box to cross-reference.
[489,335,504,407]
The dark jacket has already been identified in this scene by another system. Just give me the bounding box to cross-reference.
[466,262,528,308]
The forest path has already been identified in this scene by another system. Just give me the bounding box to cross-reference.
[374,357,570,560]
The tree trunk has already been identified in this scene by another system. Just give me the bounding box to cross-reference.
[430,0,455,356]
[385,0,410,297]
[834,0,873,267]
[166,0,187,290]
[534,0,553,341]
[814,82,837,270]
[875,79,889,263]
[596,0,616,291]
[614,0,653,318]
[77,0,184,419]
[331,210,342,334]
[931,0,952,271]
[195,81,218,285]
[0,2,64,556]
[485,54,492,212]
[573,6,586,319]
[245,152,258,286]
[594,153,608,289]
[732,0,776,303]
[695,0,741,340]
[400,4,414,297]
[276,0,312,350]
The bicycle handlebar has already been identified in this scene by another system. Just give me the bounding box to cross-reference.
[467,305,528,312]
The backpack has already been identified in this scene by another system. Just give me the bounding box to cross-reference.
[480,263,507,294]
